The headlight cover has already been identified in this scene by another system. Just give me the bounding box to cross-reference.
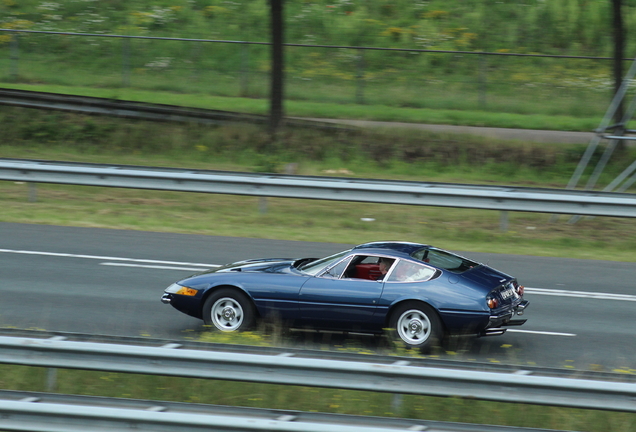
[165,283,198,296]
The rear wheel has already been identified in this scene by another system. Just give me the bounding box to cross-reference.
[389,302,442,351]
[202,288,255,332]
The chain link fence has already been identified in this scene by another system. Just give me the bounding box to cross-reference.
[0,28,632,118]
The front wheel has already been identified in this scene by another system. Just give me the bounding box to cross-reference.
[202,288,255,332]
[389,302,442,352]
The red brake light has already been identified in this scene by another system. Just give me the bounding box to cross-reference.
[516,285,525,296]
[487,298,499,309]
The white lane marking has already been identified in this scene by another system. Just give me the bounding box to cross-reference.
[525,287,636,302]
[0,248,217,268]
[100,263,207,271]
[1,248,633,303]
[507,329,577,337]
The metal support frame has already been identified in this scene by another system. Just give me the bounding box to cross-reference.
[566,56,636,223]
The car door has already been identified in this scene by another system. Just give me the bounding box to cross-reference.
[297,254,390,331]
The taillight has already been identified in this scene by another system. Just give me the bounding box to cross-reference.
[487,297,499,309]
[516,284,524,296]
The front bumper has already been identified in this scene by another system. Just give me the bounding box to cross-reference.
[161,293,173,304]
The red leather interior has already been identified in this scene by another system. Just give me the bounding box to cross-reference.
[355,264,382,280]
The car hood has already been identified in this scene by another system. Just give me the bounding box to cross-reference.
[194,258,297,276]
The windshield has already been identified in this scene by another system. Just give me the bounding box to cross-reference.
[411,247,479,274]
[299,250,350,276]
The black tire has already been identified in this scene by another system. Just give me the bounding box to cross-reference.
[202,288,255,332]
[388,302,442,352]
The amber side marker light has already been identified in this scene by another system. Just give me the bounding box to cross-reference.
[176,287,199,296]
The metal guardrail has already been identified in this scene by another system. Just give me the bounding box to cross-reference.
[0,88,345,129]
[0,330,627,431]
[0,336,634,413]
[1,158,636,217]
[0,390,573,432]
[0,328,629,382]
[0,331,625,432]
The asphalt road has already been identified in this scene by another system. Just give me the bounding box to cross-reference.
[312,119,597,144]
[1,222,634,372]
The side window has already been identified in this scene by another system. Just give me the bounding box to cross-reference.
[301,250,349,275]
[342,255,395,280]
[321,257,352,279]
[387,260,436,283]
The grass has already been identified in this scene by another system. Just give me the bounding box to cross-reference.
[1,326,636,431]
[2,180,636,261]
[1,118,635,432]
[2,2,636,429]
[1,104,635,262]
[1,0,633,135]
[1,114,635,262]
[1,365,634,432]
[0,330,634,432]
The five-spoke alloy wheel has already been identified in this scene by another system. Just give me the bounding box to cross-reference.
[202,288,255,332]
[389,302,442,351]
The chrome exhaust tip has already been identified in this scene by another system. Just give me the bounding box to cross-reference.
[515,300,529,316]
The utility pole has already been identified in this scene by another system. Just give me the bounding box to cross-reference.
[269,0,284,137]
[611,0,627,154]
[612,0,625,125]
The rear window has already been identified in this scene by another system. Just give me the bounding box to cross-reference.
[386,260,437,282]
[410,248,479,274]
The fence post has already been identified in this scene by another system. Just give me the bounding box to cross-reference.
[190,41,201,82]
[356,48,365,104]
[240,41,250,97]
[10,31,18,81]
[479,54,487,109]
[122,37,130,87]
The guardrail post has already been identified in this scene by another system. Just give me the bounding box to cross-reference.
[28,182,37,203]
[46,368,57,391]
[259,197,268,214]
[500,210,508,232]
[122,37,130,87]
[391,393,402,413]
[356,48,365,104]
[10,31,18,81]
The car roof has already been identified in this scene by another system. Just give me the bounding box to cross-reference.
[351,241,430,259]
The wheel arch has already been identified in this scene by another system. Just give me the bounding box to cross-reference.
[385,299,446,332]
[200,284,261,318]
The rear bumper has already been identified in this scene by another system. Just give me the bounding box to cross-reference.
[485,299,529,332]
[515,299,529,315]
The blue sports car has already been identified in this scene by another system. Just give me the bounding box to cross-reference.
[161,241,529,350]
